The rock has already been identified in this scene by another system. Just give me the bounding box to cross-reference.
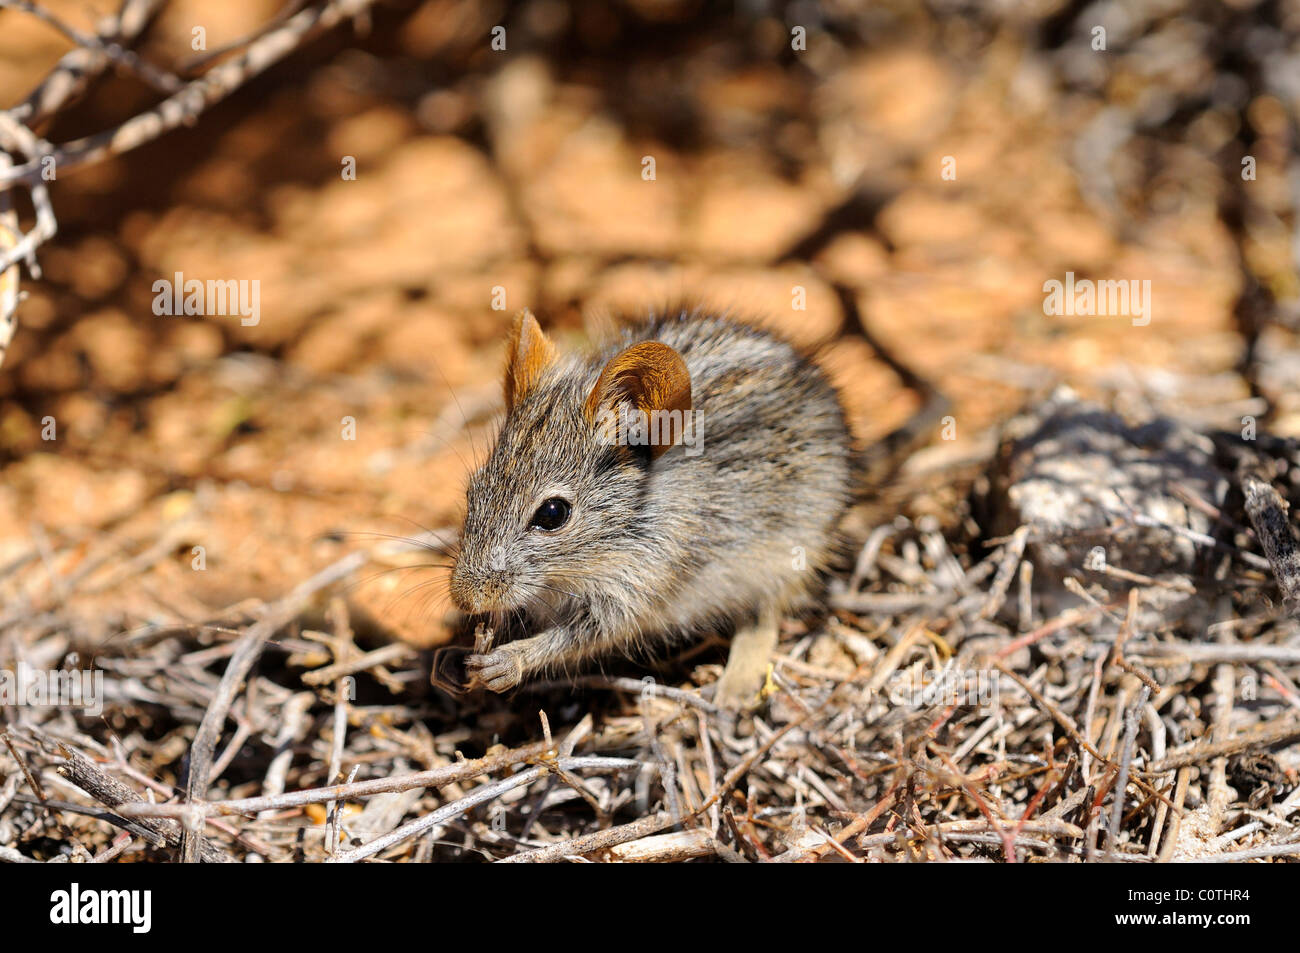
[990,387,1229,588]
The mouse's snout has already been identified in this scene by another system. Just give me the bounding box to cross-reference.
[448,554,511,615]
[448,562,482,614]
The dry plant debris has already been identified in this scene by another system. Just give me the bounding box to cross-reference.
[1,1,1299,862]
[4,399,1300,863]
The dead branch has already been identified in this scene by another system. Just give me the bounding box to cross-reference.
[0,0,378,367]
[46,739,234,863]
[1241,469,1300,611]
[180,550,366,860]
[1145,713,1300,774]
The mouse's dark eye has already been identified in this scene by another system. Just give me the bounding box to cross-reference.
[529,497,571,531]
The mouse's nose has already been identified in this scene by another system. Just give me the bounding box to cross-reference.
[450,562,508,614]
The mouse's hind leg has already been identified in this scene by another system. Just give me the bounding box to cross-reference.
[714,608,780,712]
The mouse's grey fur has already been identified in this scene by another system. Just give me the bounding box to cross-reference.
[449,308,853,691]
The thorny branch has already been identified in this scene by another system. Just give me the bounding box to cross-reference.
[0,0,379,367]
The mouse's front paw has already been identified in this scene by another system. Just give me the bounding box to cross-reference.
[465,649,523,693]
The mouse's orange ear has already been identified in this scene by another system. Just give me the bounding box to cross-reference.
[504,309,557,412]
[585,341,692,458]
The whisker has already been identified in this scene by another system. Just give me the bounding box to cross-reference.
[350,516,461,552]
[517,592,562,626]
[330,529,458,556]
[409,583,453,622]
[340,563,453,598]
[429,359,485,469]
[387,577,454,621]
[413,418,478,477]
[517,580,583,601]
[378,514,462,546]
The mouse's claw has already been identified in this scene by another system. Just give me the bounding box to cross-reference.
[465,649,523,693]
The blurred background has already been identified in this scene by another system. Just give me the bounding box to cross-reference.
[0,0,1297,648]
